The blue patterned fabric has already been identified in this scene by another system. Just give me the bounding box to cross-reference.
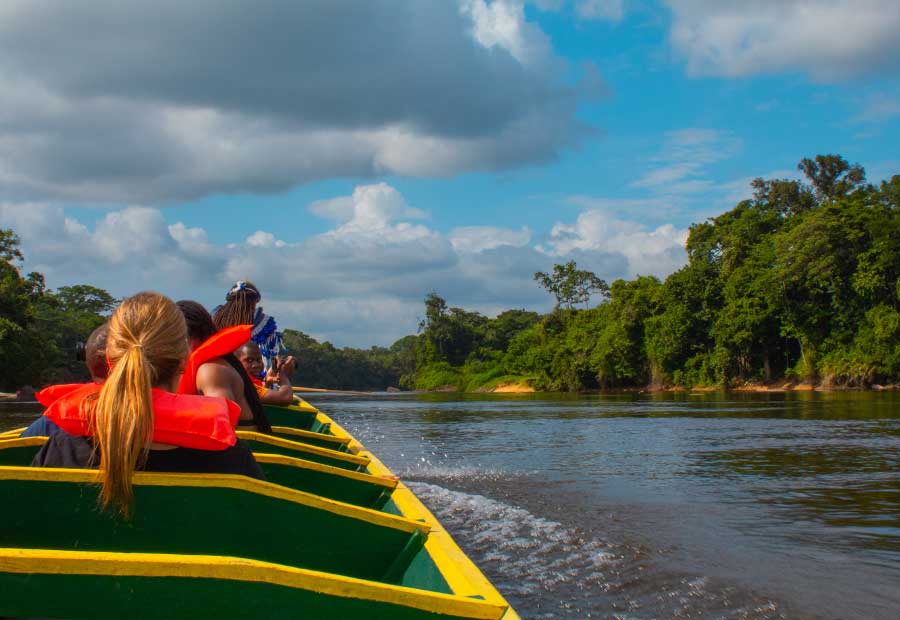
[251,307,286,372]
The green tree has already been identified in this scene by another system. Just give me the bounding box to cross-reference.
[798,154,866,202]
[534,260,609,309]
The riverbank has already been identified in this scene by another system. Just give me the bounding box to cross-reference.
[425,380,899,394]
[691,380,899,393]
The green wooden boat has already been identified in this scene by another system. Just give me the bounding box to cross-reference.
[0,399,518,619]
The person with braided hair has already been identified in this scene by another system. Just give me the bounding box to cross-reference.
[213,281,287,376]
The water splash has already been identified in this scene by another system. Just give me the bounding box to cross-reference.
[409,482,790,620]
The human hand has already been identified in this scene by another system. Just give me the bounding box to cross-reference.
[278,355,296,377]
[264,365,280,385]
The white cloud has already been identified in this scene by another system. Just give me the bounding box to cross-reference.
[665,0,900,81]
[245,231,286,248]
[461,0,555,68]
[0,204,223,296]
[1,183,693,346]
[449,226,532,253]
[0,1,593,204]
[544,208,688,277]
[314,183,427,233]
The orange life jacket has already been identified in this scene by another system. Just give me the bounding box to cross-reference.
[36,383,93,407]
[38,383,240,451]
[177,324,253,395]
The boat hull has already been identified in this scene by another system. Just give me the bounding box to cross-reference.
[0,398,519,619]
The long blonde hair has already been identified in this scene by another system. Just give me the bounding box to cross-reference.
[87,291,188,516]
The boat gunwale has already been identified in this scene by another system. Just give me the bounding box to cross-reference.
[0,547,508,620]
[0,465,428,535]
[0,435,46,449]
[235,430,369,465]
[252,452,397,489]
[268,425,350,446]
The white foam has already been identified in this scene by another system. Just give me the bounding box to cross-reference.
[408,482,787,620]
[409,482,618,597]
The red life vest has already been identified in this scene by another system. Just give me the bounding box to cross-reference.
[36,383,93,407]
[39,383,239,451]
[177,324,253,395]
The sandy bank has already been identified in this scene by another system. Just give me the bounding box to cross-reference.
[489,382,535,393]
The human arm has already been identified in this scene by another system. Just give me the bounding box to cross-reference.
[196,361,255,424]
[257,355,295,406]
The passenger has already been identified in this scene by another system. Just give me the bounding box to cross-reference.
[177,300,272,432]
[213,280,286,375]
[83,321,111,383]
[21,322,110,438]
[236,341,296,406]
[32,292,264,516]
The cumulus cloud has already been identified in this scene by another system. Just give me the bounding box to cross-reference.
[665,0,900,81]
[0,204,223,297]
[449,226,532,253]
[0,0,592,204]
[543,209,688,277]
[1,183,690,346]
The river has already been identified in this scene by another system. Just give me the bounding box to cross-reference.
[3,391,898,619]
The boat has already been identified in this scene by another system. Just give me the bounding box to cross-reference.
[0,398,519,619]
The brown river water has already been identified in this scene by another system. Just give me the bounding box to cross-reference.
[3,390,898,619]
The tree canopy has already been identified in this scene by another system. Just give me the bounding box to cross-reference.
[0,229,116,390]
[534,260,609,309]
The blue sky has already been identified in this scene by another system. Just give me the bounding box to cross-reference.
[1,0,898,346]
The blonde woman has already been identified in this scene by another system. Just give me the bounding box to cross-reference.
[33,292,263,516]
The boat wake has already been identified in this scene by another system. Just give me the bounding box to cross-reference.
[408,481,795,620]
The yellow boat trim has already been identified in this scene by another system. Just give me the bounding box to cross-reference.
[0,427,27,439]
[0,435,48,449]
[0,466,428,535]
[253,453,397,489]
[0,548,508,620]
[317,412,520,619]
[281,398,319,413]
[236,431,369,466]
[269,425,350,446]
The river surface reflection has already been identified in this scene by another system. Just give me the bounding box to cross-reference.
[304,391,899,620]
[3,391,898,619]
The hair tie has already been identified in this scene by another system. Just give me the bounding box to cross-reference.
[227,281,260,302]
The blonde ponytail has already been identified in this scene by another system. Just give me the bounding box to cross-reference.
[84,292,188,517]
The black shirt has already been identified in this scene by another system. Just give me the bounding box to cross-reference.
[32,432,266,481]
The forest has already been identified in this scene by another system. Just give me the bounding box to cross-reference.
[0,229,116,391]
[2,154,898,392]
[408,155,900,391]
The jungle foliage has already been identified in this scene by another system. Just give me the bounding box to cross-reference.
[0,230,117,390]
[410,155,900,391]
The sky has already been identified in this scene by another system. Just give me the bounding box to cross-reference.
[1,0,898,347]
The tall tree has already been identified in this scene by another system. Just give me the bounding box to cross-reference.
[798,154,866,202]
[534,260,609,309]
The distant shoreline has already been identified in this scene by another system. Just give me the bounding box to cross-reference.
[431,380,900,394]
